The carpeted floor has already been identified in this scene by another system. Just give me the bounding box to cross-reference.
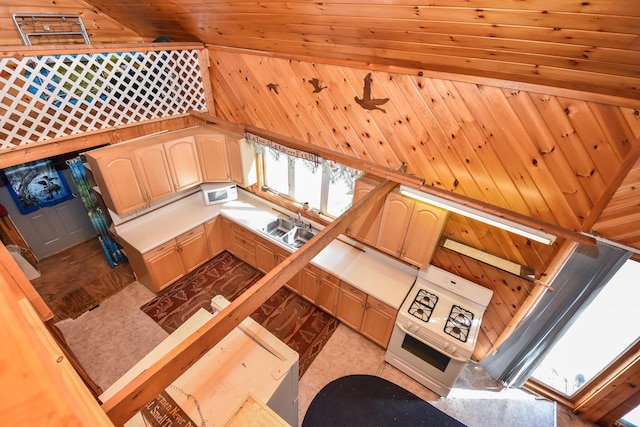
[303,374,467,427]
[140,250,339,377]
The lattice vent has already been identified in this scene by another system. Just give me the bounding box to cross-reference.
[0,49,207,149]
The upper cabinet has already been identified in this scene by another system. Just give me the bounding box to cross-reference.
[348,176,385,246]
[376,191,448,268]
[163,137,202,192]
[197,134,231,182]
[86,126,247,216]
[133,143,175,204]
[86,148,148,215]
[227,137,257,188]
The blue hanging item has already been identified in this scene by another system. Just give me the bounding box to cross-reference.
[3,159,74,214]
[66,156,126,268]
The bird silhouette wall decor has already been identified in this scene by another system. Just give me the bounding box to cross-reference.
[308,78,327,93]
[267,83,279,94]
[355,72,389,113]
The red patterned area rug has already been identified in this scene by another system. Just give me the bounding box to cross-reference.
[140,251,339,377]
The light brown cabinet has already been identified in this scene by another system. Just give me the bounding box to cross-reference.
[163,137,203,192]
[300,264,320,303]
[204,216,226,257]
[133,143,175,204]
[86,149,148,215]
[176,224,210,274]
[348,176,385,246]
[229,221,256,266]
[227,137,257,188]
[139,224,210,292]
[254,236,277,273]
[360,295,397,348]
[142,240,185,292]
[315,271,339,315]
[336,281,367,330]
[276,248,302,293]
[376,191,448,268]
[196,134,230,182]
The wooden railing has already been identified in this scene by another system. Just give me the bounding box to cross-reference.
[0,43,213,150]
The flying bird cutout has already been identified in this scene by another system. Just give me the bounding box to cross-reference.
[354,72,389,113]
[308,78,327,93]
[267,83,279,94]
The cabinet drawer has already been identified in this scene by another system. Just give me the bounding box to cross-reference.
[142,240,177,260]
[176,224,205,244]
[234,245,256,265]
[366,295,397,317]
[320,271,340,286]
[339,282,367,299]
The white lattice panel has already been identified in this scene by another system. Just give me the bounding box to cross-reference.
[0,49,207,149]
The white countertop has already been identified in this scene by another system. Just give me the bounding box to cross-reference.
[114,189,418,309]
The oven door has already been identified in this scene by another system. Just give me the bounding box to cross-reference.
[385,323,468,396]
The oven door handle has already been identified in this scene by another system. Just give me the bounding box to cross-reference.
[396,323,469,363]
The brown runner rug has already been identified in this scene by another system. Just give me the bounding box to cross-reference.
[140,251,339,377]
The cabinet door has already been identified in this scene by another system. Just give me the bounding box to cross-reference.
[316,271,339,315]
[300,265,320,303]
[204,217,225,257]
[164,137,203,191]
[254,237,276,273]
[376,192,414,258]
[92,152,147,214]
[143,240,185,292]
[227,137,257,188]
[276,248,301,293]
[400,202,448,268]
[361,296,397,348]
[336,282,366,330]
[348,177,385,246]
[196,134,231,182]
[133,143,175,203]
[231,223,256,266]
[177,224,210,273]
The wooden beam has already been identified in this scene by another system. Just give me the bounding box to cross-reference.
[0,42,205,59]
[102,179,398,426]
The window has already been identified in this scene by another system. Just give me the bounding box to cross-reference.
[260,145,362,217]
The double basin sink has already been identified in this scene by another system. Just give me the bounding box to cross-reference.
[261,217,316,249]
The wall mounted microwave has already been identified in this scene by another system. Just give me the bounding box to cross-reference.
[201,182,238,206]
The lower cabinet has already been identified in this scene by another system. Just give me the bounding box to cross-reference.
[360,295,397,348]
[254,236,277,273]
[142,224,210,292]
[336,282,367,330]
[315,271,339,315]
[336,281,397,348]
[204,216,225,257]
[300,265,320,303]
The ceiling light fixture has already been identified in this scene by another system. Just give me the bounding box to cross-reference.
[399,185,556,245]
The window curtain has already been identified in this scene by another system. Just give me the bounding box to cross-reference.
[66,156,125,268]
[479,241,631,388]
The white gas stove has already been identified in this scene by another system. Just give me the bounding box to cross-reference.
[386,265,493,396]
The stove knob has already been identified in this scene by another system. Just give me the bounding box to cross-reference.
[450,345,457,354]
[407,321,414,330]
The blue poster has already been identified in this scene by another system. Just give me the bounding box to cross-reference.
[3,159,74,214]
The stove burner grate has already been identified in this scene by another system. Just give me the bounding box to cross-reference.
[408,289,439,323]
[444,305,474,342]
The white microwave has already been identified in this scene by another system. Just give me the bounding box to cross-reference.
[201,182,238,205]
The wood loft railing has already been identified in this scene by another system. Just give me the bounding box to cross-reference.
[0,43,214,152]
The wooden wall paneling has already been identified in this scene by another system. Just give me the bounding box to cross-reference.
[590,104,637,160]
[449,81,537,215]
[382,75,454,184]
[557,98,624,181]
[529,94,606,208]
[288,60,364,159]
[475,84,567,225]
[621,108,640,139]
[340,68,422,175]
[319,64,396,167]
[502,89,593,224]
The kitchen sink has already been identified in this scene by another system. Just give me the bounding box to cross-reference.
[262,217,316,249]
[263,217,295,238]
